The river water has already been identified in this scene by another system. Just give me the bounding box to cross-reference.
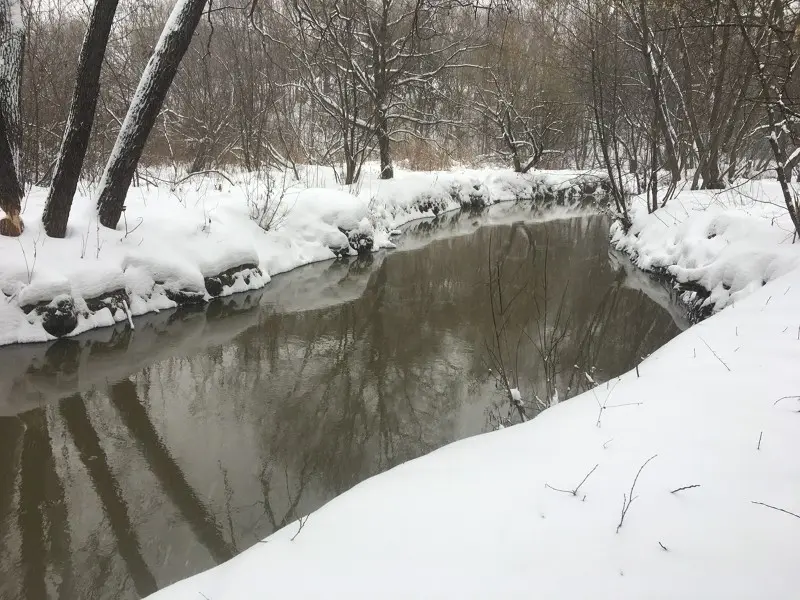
[0,206,685,599]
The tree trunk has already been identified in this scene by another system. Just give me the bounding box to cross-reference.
[377,113,393,180]
[701,148,725,189]
[0,0,24,237]
[42,0,119,238]
[344,148,357,185]
[637,0,681,186]
[732,0,800,236]
[96,0,208,229]
[502,112,522,172]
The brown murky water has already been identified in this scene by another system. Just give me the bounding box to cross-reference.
[0,208,685,599]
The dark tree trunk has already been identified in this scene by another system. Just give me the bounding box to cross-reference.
[96,0,208,229]
[502,112,522,172]
[638,0,681,186]
[701,149,725,189]
[344,152,357,185]
[0,0,24,237]
[377,113,393,180]
[0,108,23,235]
[42,0,119,238]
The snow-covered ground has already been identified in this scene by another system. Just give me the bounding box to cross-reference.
[0,165,600,346]
[148,180,800,599]
[612,180,800,315]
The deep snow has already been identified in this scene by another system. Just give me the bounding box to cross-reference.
[612,180,800,314]
[0,166,600,346]
[147,180,800,600]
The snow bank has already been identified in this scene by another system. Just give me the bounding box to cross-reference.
[611,181,800,316]
[0,290,264,416]
[0,167,605,346]
[362,167,606,230]
[149,203,800,599]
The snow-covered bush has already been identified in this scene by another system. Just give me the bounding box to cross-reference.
[243,168,288,232]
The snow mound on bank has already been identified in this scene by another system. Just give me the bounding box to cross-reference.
[280,188,372,251]
[611,181,800,311]
[149,207,800,599]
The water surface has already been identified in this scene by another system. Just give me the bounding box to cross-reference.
[0,207,685,599]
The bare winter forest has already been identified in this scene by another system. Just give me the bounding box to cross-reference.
[1,0,799,237]
[3,2,800,598]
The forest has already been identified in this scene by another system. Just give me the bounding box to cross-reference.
[1,2,800,599]
[0,0,798,239]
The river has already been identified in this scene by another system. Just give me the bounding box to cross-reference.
[0,206,686,599]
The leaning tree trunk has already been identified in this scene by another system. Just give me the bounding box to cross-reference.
[42,0,119,238]
[0,0,25,237]
[96,0,208,229]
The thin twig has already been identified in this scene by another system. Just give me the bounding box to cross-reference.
[698,335,731,372]
[774,395,800,406]
[751,501,800,520]
[658,541,668,551]
[605,402,644,409]
[616,455,657,533]
[545,464,599,497]
[670,484,701,494]
[757,431,763,450]
[172,169,235,186]
[594,378,622,427]
[290,515,309,541]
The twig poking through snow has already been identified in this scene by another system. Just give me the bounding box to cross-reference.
[698,335,731,371]
[758,431,763,450]
[545,464,599,497]
[605,401,644,409]
[670,484,701,494]
[658,542,668,551]
[616,455,657,533]
[751,501,800,521]
[593,378,622,427]
[291,515,309,541]
[774,395,800,408]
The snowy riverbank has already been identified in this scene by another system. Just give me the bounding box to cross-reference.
[611,180,800,319]
[0,166,602,346]
[149,180,800,599]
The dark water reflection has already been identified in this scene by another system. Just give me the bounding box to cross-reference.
[0,209,685,599]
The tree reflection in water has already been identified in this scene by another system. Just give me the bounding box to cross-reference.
[0,214,683,599]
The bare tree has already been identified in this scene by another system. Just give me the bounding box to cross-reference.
[41,0,119,238]
[96,0,209,230]
[471,11,569,172]
[263,0,481,180]
[0,0,25,237]
[731,0,800,235]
